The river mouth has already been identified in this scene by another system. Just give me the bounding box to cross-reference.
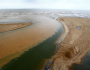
[1,25,63,70]
[0,15,63,70]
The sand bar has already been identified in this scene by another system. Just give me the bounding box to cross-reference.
[0,23,32,32]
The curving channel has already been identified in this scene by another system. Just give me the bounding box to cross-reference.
[0,15,63,70]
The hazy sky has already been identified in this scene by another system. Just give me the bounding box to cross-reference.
[0,0,90,10]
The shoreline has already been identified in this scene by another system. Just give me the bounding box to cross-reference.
[55,18,69,44]
[44,18,69,70]
[45,17,90,70]
[0,23,32,33]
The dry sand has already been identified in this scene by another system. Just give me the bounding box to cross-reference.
[51,17,90,70]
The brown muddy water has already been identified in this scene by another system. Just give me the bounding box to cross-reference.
[0,15,63,70]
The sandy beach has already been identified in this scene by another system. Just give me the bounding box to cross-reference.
[51,17,90,70]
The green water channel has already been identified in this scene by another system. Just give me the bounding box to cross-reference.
[1,25,63,70]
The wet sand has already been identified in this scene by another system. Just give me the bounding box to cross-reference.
[51,17,90,70]
[0,23,32,32]
[0,16,61,69]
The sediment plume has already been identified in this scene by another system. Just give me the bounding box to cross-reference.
[0,16,60,69]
